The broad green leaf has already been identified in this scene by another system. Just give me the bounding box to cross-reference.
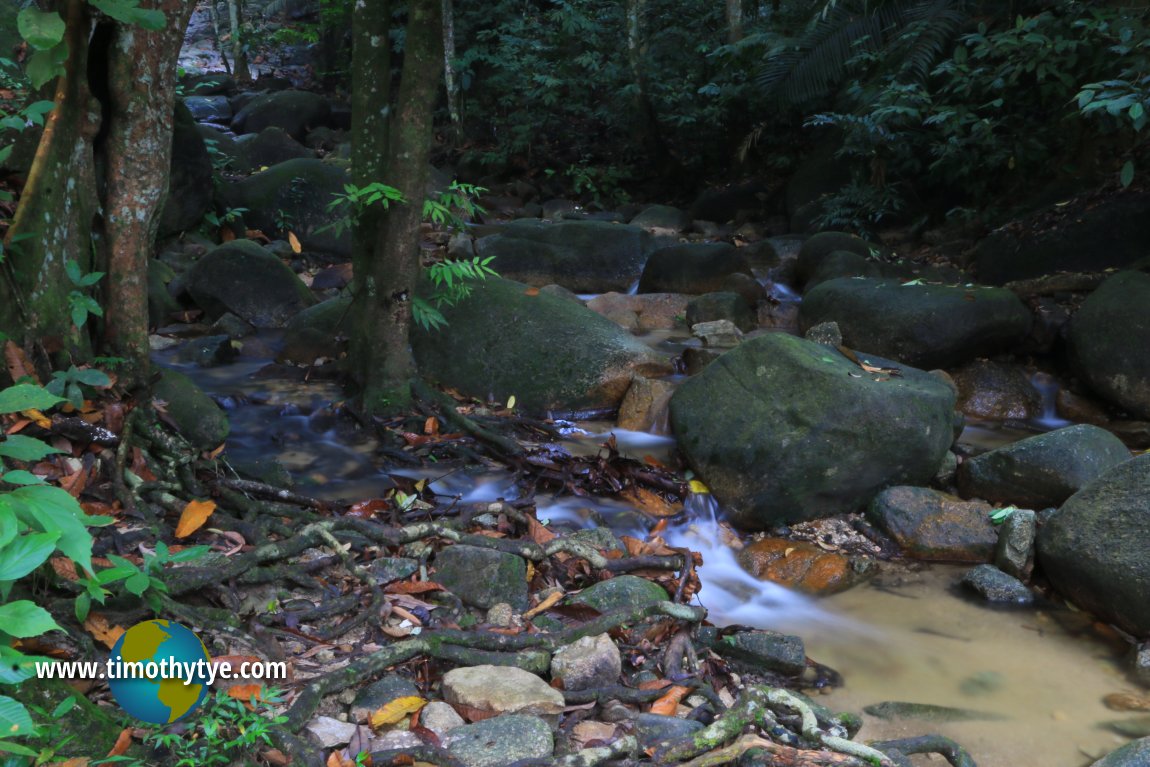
[25,42,68,89]
[124,571,150,596]
[0,696,36,739]
[0,600,60,637]
[1,471,43,486]
[0,435,64,462]
[1121,160,1135,188]
[0,384,64,414]
[0,532,59,580]
[0,507,15,550]
[0,646,52,685]
[10,485,93,574]
[74,591,90,622]
[90,0,166,30]
[16,8,65,50]
[72,368,110,387]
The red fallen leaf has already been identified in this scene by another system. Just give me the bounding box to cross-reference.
[638,678,675,691]
[384,580,444,594]
[423,416,439,435]
[400,432,433,446]
[450,702,500,723]
[649,685,690,716]
[347,498,389,518]
[107,728,133,757]
[525,514,557,545]
[524,287,540,296]
[410,725,440,748]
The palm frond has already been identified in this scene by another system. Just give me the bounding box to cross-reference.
[756,0,967,106]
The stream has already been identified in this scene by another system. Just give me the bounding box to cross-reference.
[155,326,1138,767]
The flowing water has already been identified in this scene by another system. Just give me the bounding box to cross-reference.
[155,330,1140,767]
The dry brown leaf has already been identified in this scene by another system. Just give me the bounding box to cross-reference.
[4,341,37,384]
[175,499,217,538]
[369,695,426,728]
[621,486,682,518]
[288,231,303,253]
[46,759,90,767]
[220,227,237,243]
[326,751,355,767]
[637,678,674,691]
[107,728,133,757]
[523,590,564,619]
[526,514,557,545]
[423,416,439,435]
[83,614,126,650]
[384,581,444,595]
[524,287,540,296]
[228,683,264,703]
[347,498,389,518]
[450,702,500,723]
[261,749,291,766]
[648,685,690,716]
[50,556,79,582]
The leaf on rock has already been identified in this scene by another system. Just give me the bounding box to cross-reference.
[175,499,216,538]
[370,696,426,728]
[83,614,125,650]
[648,685,690,716]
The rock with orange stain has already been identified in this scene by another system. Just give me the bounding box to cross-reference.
[736,538,862,596]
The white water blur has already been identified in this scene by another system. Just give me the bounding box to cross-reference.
[1031,371,1072,430]
[663,494,868,636]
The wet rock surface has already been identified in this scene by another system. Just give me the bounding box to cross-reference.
[867,487,998,562]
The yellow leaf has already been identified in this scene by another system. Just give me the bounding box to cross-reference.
[83,613,126,650]
[288,231,302,254]
[506,395,516,410]
[370,696,426,728]
[22,409,51,429]
[175,499,217,538]
[688,480,709,495]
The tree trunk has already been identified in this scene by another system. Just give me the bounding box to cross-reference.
[100,0,195,387]
[227,0,250,84]
[442,0,461,136]
[726,0,744,43]
[353,0,444,413]
[624,0,677,173]
[0,0,97,369]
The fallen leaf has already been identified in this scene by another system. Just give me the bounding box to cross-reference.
[648,685,690,716]
[423,416,439,435]
[621,485,683,518]
[261,749,291,766]
[637,678,674,691]
[50,557,79,581]
[326,751,355,767]
[370,696,426,728]
[385,581,444,595]
[107,728,133,757]
[524,287,540,296]
[288,231,302,253]
[228,683,264,703]
[4,341,37,384]
[221,227,236,242]
[450,702,500,722]
[347,498,389,518]
[523,590,564,619]
[175,499,217,538]
[83,614,126,650]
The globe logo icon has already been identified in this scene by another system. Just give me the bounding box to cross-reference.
[107,620,212,724]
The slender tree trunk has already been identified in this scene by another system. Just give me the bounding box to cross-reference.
[442,0,461,136]
[209,0,231,76]
[726,0,744,43]
[354,0,444,413]
[0,0,97,369]
[100,0,195,387]
[349,0,392,396]
[624,0,676,173]
[227,0,250,83]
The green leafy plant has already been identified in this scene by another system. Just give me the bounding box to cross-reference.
[45,366,110,409]
[143,688,288,767]
[321,181,406,238]
[422,182,488,230]
[0,383,111,758]
[202,206,248,229]
[988,505,1018,525]
[413,256,499,331]
[64,260,105,329]
[73,541,210,621]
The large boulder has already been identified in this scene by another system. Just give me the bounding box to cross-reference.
[152,369,229,450]
[1090,737,1150,767]
[222,158,349,257]
[159,101,213,237]
[798,278,1032,369]
[669,334,956,529]
[1038,453,1150,636]
[1067,271,1150,419]
[973,190,1150,284]
[476,220,653,293]
[958,424,1131,508]
[185,240,316,327]
[637,243,754,295]
[240,126,314,168]
[952,360,1041,421]
[794,231,884,290]
[412,277,672,415]
[230,90,331,140]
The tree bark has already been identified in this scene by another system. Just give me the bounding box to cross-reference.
[624,0,677,174]
[0,0,97,368]
[353,0,444,413]
[442,0,461,135]
[726,0,744,43]
[227,0,250,84]
[100,0,195,387]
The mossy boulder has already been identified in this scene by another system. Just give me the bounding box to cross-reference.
[1067,271,1150,419]
[794,231,885,289]
[223,158,350,257]
[1038,454,1150,636]
[185,240,316,327]
[572,575,669,613]
[867,486,998,562]
[958,424,1131,508]
[685,292,755,332]
[952,360,1042,420]
[669,334,956,529]
[629,204,690,232]
[230,89,331,140]
[280,296,350,363]
[148,259,181,327]
[476,220,653,293]
[152,369,229,449]
[159,101,213,237]
[799,278,1032,369]
[433,544,528,610]
[412,277,672,415]
[637,243,754,295]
